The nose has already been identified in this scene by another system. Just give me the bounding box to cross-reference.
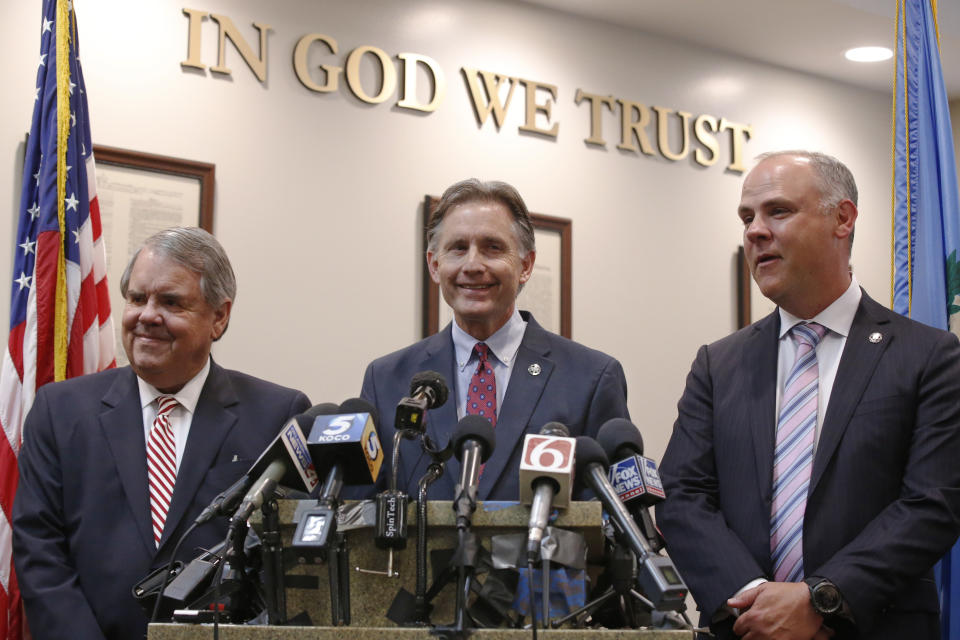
[744,216,770,244]
[139,297,163,325]
[462,244,484,272]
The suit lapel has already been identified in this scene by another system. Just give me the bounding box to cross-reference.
[478,316,552,499]
[810,293,891,493]
[100,367,155,555]
[159,361,239,551]
[747,312,781,504]
[414,328,460,492]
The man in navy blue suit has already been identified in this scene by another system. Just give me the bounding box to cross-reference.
[656,151,960,640]
[13,228,310,640]
[359,179,629,500]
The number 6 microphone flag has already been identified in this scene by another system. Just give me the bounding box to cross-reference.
[0,1,116,638]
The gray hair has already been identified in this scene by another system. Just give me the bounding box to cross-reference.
[756,150,857,249]
[756,150,858,208]
[426,179,536,256]
[120,227,237,309]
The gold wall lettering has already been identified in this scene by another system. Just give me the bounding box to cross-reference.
[181,8,753,171]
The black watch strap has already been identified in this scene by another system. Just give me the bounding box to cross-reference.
[804,577,856,633]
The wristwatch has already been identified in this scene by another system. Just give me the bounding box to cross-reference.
[805,577,843,617]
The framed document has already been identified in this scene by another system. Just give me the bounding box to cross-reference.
[93,146,215,363]
[422,195,572,338]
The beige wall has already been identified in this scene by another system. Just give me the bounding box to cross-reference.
[1,0,899,461]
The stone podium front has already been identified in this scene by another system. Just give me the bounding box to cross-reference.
[147,499,689,638]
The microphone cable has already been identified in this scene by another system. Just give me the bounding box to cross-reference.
[149,520,199,623]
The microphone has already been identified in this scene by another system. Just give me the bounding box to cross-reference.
[229,410,321,524]
[451,415,496,527]
[598,418,667,551]
[395,370,449,432]
[195,404,338,525]
[308,398,384,493]
[520,422,576,561]
[293,399,384,550]
[575,436,687,611]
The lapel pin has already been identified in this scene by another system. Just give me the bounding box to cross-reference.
[527,363,542,376]
[868,332,883,344]
[232,454,239,462]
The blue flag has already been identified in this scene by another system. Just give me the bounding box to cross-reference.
[892,1,960,637]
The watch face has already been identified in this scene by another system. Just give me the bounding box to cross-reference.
[813,583,842,614]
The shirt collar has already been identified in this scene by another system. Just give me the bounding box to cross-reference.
[778,275,862,339]
[452,308,527,370]
[137,357,211,414]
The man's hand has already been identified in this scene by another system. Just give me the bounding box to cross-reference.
[728,581,824,640]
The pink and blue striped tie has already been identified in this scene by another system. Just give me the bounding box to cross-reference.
[770,322,826,582]
[147,395,178,547]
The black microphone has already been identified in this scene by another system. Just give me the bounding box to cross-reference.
[575,436,687,611]
[598,418,667,552]
[293,399,384,550]
[195,403,339,526]
[226,409,324,524]
[395,370,449,432]
[452,415,496,527]
[308,398,384,501]
[520,422,576,561]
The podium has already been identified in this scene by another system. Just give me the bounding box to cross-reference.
[147,499,690,638]
[148,625,691,639]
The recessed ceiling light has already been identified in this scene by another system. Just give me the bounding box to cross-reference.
[844,46,893,62]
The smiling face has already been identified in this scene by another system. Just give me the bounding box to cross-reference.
[427,199,535,340]
[121,248,231,393]
[738,155,856,318]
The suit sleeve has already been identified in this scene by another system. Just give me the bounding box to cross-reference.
[12,389,107,640]
[655,344,768,618]
[583,356,630,435]
[289,389,312,417]
[347,361,386,496]
[812,330,960,625]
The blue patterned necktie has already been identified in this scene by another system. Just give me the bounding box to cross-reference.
[770,322,826,582]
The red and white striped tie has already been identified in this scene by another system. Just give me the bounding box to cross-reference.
[147,395,178,547]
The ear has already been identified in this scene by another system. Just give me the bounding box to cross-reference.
[518,250,536,285]
[426,250,441,285]
[211,300,232,340]
[834,199,858,242]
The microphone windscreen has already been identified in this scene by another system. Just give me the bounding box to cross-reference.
[540,421,570,437]
[340,397,380,428]
[452,415,496,463]
[574,436,610,484]
[597,418,644,459]
[409,370,449,408]
[307,402,341,416]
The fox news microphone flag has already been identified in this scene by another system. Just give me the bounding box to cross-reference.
[891,2,960,638]
[0,2,116,637]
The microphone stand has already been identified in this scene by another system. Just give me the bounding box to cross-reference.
[550,542,655,628]
[452,447,482,633]
[414,462,444,624]
[316,464,350,626]
[259,497,286,625]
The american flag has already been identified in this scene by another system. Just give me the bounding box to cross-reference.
[0,1,115,637]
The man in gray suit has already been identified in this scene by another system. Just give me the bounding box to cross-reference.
[359,179,629,500]
[656,151,960,639]
[14,228,310,640]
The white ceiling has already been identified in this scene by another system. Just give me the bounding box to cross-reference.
[521,0,960,100]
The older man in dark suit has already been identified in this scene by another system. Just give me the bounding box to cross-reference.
[13,227,310,640]
[656,151,960,640]
[359,179,629,500]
